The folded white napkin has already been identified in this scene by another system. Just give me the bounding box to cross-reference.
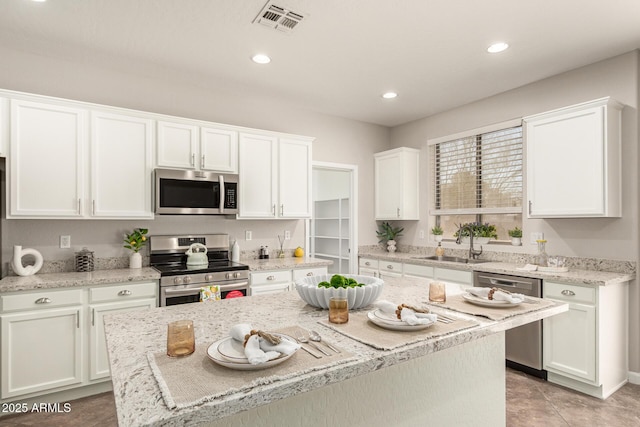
[516,264,538,272]
[374,300,438,325]
[467,288,525,303]
[229,323,300,365]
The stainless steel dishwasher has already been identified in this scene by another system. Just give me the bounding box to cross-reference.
[473,271,546,379]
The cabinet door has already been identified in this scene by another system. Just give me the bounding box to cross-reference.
[543,301,597,383]
[238,133,277,218]
[1,307,83,399]
[89,298,156,381]
[201,127,238,173]
[0,97,8,157]
[374,152,401,219]
[91,111,153,218]
[156,120,198,169]
[278,138,312,218]
[250,282,291,296]
[10,100,85,217]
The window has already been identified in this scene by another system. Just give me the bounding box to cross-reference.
[429,122,523,241]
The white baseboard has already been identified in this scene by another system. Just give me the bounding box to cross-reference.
[628,370,640,385]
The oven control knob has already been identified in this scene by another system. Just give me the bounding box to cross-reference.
[205,274,214,282]
[226,273,232,280]
[234,272,241,278]
[183,276,192,284]
[173,277,183,285]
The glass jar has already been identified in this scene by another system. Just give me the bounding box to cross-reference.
[534,239,549,267]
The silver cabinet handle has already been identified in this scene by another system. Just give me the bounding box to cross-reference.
[387,264,394,270]
[35,297,51,304]
[92,308,95,326]
[365,261,371,266]
[529,200,532,215]
[281,204,284,216]
[92,200,96,215]
[118,290,132,296]
[306,272,313,276]
[78,198,81,214]
[191,153,195,166]
[397,207,400,218]
[272,204,276,216]
[561,290,575,296]
[201,155,205,169]
[77,310,80,328]
[267,275,275,281]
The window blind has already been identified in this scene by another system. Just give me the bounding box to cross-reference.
[432,126,523,215]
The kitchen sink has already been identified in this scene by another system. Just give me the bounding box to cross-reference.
[411,255,491,264]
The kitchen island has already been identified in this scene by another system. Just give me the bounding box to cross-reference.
[104,276,567,426]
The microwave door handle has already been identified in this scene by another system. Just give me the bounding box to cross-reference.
[219,175,225,214]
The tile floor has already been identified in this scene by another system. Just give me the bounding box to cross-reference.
[2,368,639,426]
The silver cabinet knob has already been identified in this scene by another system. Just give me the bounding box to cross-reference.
[561,290,575,296]
[267,275,275,281]
[387,265,394,270]
[118,290,132,296]
[306,272,313,276]
[35,297,51,304]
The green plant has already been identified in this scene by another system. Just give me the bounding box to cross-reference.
[376,221,404,243]
[124,228,148,253]
[508,227,522,238]
[453,222,498,239]
[431,225,443,235]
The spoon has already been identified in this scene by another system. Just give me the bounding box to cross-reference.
[297,332,330,356]
[310,330,340,353]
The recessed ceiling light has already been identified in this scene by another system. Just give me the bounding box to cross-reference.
[382,92,398,99]
[251,54,271,64]
[487,42,509,53]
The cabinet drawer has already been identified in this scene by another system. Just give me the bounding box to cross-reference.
[434,268,472,285]
[403,263,434,278]
[544,281,596,305]
[359,258,378,269]
[251,270,292,286]
[90,282,157,303]
[379,261,402,274]
[1,288,83,312]
[292,267,327,280]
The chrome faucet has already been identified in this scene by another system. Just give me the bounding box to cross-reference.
[456,225,483,260]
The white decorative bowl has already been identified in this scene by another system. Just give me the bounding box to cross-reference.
[295,274,384,309]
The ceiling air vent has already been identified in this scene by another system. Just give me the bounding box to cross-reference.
[253,1,306,33]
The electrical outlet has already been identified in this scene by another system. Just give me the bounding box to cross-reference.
[419,230,425,239]
[284,230,291,240]
[245,231,252,241]
[530,232,544,245]
[60,235,71,249]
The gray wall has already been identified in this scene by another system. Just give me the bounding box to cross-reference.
[0,44,389,263]
[390,50,640,373]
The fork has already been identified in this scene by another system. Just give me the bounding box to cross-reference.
[297,331,331,356]
[437,314,455,324]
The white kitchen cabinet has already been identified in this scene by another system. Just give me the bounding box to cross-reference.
[358,257,379,277]
[156,120,238,173]
[524,97,622,218]
[0,97,8,157]
[378,260,403,279]
[374,147,419,220]
[543,280,628,399]
[9,99,86,217]
[88,282,156,380]
[292,267,329,284]
[0,289,84,399]
[250,270,293,296]
[403,263,435,279]
[238,133,313,219]
[91,111,154,218]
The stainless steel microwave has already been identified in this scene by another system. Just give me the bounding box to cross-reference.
[155,169,239,215]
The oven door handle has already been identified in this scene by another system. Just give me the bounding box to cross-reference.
[164,285,207,297]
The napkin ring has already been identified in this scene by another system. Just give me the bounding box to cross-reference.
[395,303,430,319]
[488,287,512,300]
[243,329,282,347]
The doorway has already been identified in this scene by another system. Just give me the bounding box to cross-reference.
[309,162,358,274]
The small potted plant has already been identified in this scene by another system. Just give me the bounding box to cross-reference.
[431,225,444,242]
[124,228,148,268]
[376,221,404,253]
[508,227,523,246]
[453,222,498,245]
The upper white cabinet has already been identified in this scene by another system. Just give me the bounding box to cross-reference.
[374,147,419,220]
[0,97,8,157]
[91,111,154,218]
[238,133,312,219]
[10,99,86,218]
[525,97,622,218]
[156,120,238,173]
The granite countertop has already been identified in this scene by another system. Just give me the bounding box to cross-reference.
[359,251,635,287]
[103,276,567,426]
[241,256,333,271]
[0,267,161,293]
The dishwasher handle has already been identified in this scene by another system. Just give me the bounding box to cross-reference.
[477,275,534,287]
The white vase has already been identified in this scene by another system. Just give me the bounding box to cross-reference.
[386,240,397,253]
[511,237,522,246]
[129,252,142,269]
[434,235,443,243]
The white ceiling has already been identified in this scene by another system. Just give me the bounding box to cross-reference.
[1,0,639,127]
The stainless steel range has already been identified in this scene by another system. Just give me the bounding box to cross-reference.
[150,234,250,306]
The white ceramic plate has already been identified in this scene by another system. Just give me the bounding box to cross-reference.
[367,309,435,331]
[462,293,522,308]
[207,334,298,370]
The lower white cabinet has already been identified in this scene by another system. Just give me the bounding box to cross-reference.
[250,270,292,296]
[292,267,328,284]
[0,281,157,402]
[543,280,628,399]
